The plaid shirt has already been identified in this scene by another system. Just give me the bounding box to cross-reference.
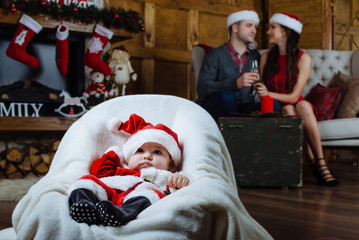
[226,41,250,73]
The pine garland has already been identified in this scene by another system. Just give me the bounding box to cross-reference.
[0,0,145,33]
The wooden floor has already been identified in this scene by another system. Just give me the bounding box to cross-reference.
[1,152,359,240]
[239,154,359,240]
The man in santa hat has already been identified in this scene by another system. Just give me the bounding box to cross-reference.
[196,9,262,121]
[67,114,190,226]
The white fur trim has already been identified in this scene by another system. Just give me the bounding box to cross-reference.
[68,179,107,201]
[101,175,142,191]
[104,147,124,166]
[56,24,69,41]
[124,183,162,204]
[140,167,171,188]
[95,24,114,39]
[123,129,182,166]
[226,10,260,28]
[19,14,43,33]
[270,13,303,34]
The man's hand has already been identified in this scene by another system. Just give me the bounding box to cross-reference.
[168,173,189,189]
[236,72,259,89]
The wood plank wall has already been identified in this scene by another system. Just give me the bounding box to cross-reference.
[106,0,259,100]
[333,0,359,50]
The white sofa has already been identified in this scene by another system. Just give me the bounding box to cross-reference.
[302,49,359,148]
[192,46,359,150]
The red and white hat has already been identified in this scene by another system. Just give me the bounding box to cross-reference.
[270,13,303,34]
[109,114,182,166]
[227,9,260,28]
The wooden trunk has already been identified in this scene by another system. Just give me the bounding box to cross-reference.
[220,117,303,187]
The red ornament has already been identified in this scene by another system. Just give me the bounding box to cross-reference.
[141,26,146,32]
[41,1,47,5]
[114,14,119,19]
[74,7,78,12]
[10,5,16,13]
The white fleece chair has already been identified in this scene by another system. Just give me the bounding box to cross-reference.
[1,94,272,240]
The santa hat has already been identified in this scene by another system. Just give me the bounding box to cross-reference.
[109,114,182,166]
[226,9,260,28]
[270,13,303,34]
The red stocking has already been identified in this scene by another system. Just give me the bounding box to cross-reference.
[56,24,69,76]
[6,14,43,69]
[83,25,113,76]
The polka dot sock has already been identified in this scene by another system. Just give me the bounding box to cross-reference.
[95,200,122,227]
[69,200,99,225]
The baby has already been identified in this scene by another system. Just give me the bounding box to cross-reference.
[68,114,189,226]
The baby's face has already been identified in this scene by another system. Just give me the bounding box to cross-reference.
[128,142,172,171]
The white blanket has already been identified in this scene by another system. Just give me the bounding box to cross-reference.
[9,95,272,240]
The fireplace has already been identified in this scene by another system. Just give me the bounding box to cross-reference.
[0,26,86,97]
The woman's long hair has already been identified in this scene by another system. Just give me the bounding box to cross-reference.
[262,25,301,92]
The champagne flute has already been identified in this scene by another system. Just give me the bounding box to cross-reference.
[249,60,261,103]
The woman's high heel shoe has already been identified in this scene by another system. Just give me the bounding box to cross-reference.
[311,158,339,186]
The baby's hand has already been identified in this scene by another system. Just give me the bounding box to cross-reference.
[168,173,189,189]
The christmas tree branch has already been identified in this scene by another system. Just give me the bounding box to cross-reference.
[0,0,145,33]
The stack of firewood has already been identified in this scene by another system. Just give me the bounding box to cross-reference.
[0,141,60,179]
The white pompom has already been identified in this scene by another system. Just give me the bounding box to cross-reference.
[107,117,123,133]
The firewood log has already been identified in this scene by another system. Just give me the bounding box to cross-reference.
[0,159,6,169]
[6,148,23,164]
[30,147,41,167]
[40,153,51,165]
[8,171,23,179]
[33,162,49,175]
[18,157,32,171]
[53,140,60,151]
[5,163,18,176]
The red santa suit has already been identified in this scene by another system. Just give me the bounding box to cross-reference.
[68,149,175,208]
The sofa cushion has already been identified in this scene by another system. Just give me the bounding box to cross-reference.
[305,83,343,121]
[336,71,359,118]
[352,50,359,77]
[318,118,359,140]
[321,139,359,147]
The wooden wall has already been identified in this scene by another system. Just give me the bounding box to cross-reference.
[333,0,359,50]
[106,0,261,100]
[105,0,353,100]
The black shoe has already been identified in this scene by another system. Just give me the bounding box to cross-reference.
[312,158,339,187]
[69,188,100,225]
[96,196,151,226]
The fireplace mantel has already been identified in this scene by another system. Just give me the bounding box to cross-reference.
[0,10,135,41]
[0,116,78,131]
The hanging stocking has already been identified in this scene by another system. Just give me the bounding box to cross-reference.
[6,14,43,69]
[83,25,113,76]
[56,24,69,76]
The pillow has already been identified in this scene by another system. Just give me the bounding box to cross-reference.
[336,71,359,118]
[306,83,344,121]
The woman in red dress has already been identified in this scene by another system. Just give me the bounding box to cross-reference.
[256,13,338,186]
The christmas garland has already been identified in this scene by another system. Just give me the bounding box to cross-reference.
[0,0,145,33]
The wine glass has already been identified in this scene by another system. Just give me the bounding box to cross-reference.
[249,60,260,103]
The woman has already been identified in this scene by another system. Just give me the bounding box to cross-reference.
[256,13,339,186]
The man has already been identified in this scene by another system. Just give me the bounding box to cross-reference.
[196,9,261,121]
